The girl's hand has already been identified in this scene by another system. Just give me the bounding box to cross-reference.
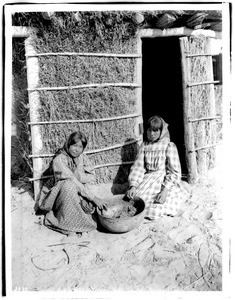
[93,197,108,210]
[126,186,137,199]
[154,187,168,204]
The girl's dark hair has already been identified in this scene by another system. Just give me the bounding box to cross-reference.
[147,115,163,131]
[67,131,88,149]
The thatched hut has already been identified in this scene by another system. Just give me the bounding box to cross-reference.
[11,9,223,200]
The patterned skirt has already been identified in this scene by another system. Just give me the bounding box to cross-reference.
[134,173,192,219]
[39,179,97,235]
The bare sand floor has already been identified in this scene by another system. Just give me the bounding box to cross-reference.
[11,166,222,292]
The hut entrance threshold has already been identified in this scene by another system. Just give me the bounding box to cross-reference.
[142,36,187,176]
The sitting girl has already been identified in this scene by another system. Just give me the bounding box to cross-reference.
[38,131,107,237]
[126,115,191,220]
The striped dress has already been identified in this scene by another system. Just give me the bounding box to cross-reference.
[128,140,191,220]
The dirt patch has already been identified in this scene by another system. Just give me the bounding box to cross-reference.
[11,144,224,292]
[10,166,222,292]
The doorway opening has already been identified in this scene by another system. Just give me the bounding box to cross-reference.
[142,36,187,176]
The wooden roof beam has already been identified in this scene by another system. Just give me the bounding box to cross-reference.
[12,26,38,38]
[139,26,222,39]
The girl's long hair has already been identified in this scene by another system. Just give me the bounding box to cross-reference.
[56,131,88,157]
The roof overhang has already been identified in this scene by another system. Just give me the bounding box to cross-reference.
[138,26,222,39]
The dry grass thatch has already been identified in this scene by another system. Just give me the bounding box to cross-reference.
[12,11,222,185]
[28,14,139,184]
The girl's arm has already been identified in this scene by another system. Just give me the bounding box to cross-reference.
[53,154,95,201]
[162,142,181,190]
[78,154,95,184]
[128,143,146,188]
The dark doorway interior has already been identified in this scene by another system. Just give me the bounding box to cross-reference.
[142,37,187,176]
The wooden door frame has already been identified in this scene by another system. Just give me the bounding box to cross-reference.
[137,27,221,182]
[136,27,221,127]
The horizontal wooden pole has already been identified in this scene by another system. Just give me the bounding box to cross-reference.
[93,161,135,169]
[186,53,216,57]
[188,116,222,122]
[29,154,55,158]
[187,80,220,87]
[28,113,141,126]
[28,175,53,182]
[29,164,188,182]
[28,161,135,181]
[25,52,142,58]
[189,143,219,152]
[29,138,141,158]
[139,26,222,39]
[86,139,141,155]
[12,26,38,37]
[28,82,141,92]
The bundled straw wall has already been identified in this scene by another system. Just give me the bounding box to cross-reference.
[215,85,223,142]
[186,36,217,173]
[12,12,222,189]
[29,11,140,184]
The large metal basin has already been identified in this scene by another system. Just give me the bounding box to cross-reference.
[97,195,145,233]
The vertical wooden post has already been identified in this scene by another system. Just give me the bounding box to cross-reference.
[207,38,216,117]
[179,37,198,184]
[206,37,217,168]
[135,32,143,147]
[25,36,43,201]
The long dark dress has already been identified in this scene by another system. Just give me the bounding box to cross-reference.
[39,152,97,234]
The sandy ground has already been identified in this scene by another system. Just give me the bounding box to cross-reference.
[11,149,223,292]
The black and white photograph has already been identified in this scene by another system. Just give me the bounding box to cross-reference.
[2,1,234,299]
